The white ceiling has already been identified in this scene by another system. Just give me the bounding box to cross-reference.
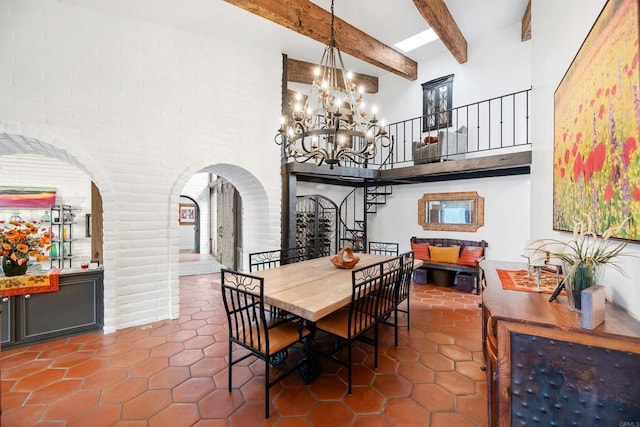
[59,0,529,78]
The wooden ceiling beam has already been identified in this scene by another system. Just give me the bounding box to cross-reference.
[287,58,379,93]
[521,0,531,41]
[223,0,418,81]
[412,0,467,63]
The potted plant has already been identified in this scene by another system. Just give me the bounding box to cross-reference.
[0,220,50,276]
[528,215,632,311]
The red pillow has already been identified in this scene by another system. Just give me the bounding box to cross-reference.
[457,246,484,267]
[411,242,430,261]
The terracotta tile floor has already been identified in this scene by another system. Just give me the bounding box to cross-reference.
[1,274,488,426]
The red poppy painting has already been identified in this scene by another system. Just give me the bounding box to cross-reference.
[554,0,640,241]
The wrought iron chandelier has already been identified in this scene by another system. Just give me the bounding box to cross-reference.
[275,0,391,169]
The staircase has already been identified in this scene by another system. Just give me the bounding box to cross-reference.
[338,137,396,251]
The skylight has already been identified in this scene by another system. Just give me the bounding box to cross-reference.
[394,29,439,53]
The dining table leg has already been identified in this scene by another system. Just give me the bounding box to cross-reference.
[297,321,322,384]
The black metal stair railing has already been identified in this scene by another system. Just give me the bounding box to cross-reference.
[367,88,532,168]
[338,139,397,251]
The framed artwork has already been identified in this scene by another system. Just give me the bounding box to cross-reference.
[0,186,56,208]
[422,74,453,132]
[179,203,196,225]
[554,0,640,241]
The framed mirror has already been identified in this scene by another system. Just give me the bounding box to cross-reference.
[418,191,484,232]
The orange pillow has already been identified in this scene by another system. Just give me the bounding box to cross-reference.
[411,242,430,261]
[458,246,484,267]
[429,245,460,263]
[423,136,438,145]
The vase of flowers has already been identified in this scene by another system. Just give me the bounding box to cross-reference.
[562,261,604,311]
[0,220,50,277]
[528,215,631,312]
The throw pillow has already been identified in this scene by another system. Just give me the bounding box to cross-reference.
[411,242,430,261]
[458,246,484,267]
[423,136,438,145]
[429,245,460,263]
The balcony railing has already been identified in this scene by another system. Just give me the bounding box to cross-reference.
[365,88,532,169]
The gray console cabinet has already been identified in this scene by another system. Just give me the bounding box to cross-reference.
[1,269,103,349]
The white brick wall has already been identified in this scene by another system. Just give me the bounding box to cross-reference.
[0,0,283,332]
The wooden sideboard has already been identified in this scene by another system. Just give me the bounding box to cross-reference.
[481,260,640,426]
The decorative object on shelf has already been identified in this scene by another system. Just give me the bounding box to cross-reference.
[275,0,390,169]
[0,220,50,276]
[2,255,28,276]
[563,262,603,311]
[581,285,606,329]
[40,210,51,223]
[330,246,360,269]
[527,214,633,312]
[49,205,77,268]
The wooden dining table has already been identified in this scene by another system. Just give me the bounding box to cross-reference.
[252,253,391,322]
[250,253,421,383]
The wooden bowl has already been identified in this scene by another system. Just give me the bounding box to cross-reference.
[330,247,360,269]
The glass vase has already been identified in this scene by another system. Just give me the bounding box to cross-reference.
[563,262,603,312]
[2,256,28,277]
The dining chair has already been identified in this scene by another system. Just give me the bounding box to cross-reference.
[248,243,331,272]
[391,251,415,345]
[314,262,383,394]
[220,269,310,418]
[248,246,307,272]
[368,241,399,256]
[363,255,405,345]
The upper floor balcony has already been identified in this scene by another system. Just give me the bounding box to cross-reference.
[282,88,532,186]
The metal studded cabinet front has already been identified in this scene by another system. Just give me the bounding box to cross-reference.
[510,332,640,425]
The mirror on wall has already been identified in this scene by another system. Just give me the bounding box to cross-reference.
[418,191,484,232]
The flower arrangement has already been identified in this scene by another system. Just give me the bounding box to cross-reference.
[0,221,51,266]
[529,214,631,275]
[527,214,634,310]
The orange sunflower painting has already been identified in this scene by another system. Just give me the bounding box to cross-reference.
[554,0,640,241]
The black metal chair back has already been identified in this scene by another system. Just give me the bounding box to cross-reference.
[249,243,331,272]
[249,247,304,272]
[348,263,383,338]
[376,256,403,320]
[391,251,415,346]
[368,241,399,256]
[221,269,268,353]
[398,251,414,306]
